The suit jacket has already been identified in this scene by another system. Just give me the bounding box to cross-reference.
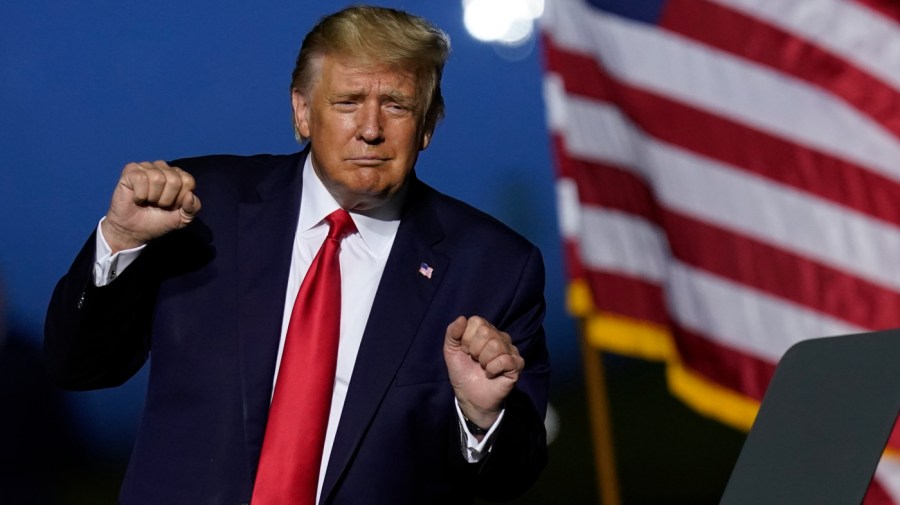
[44,151,550,505]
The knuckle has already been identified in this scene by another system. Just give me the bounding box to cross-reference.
[165,170,183,187]
[483,338,503,354]
[145,169,165,184]
[474,326,489,340]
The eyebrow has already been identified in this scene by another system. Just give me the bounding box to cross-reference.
[384,92,419,109]
[327,90,419,109]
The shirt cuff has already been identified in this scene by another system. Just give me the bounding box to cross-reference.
[93,217,145,286]
[454,399,505,463]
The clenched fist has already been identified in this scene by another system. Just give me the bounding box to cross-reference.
[102,161,201,252]
[444,315,525,431]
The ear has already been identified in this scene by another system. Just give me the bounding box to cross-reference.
[420,130,432,151]
[291,89,312,139]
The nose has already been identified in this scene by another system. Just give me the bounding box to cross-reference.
[357,101,383,144]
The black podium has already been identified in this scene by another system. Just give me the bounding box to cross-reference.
[720,329,900,505]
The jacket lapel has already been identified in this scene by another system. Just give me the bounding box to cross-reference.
[236,152,306,471]
[320,180,449,502]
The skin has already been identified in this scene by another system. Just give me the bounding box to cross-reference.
[101,53,524,437]
[444,316,525,434]
[101,160,200,253]
[291,56,430,212]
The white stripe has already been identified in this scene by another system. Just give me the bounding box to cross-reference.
[544,75,639,169]
[541,0,900,183]
[547,88,900,293]
[875,455,900,503]
[579,205,669,283]
[650,141,900,292]
[556,177,582,239]
[543,72,568,133]
[668,262,862,361]
[571,209,863,358]
[713,0,900,91]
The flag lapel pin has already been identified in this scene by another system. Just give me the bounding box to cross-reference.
[418,262,434,279]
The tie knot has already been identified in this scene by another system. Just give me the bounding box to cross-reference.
[325,209,356,241]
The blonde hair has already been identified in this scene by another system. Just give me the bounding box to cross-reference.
[290,6,451,142]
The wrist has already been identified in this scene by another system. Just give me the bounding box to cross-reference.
[463,414,490,437]
[100,217,145,253]
[457,400,501,432]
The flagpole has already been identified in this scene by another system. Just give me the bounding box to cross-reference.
[581,327,622,505]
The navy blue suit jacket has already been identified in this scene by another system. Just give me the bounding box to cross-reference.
[45,151,550,505]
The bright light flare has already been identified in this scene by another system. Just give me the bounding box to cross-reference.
[463,0,544,46]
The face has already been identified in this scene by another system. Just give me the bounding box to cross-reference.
[292,55,432,211]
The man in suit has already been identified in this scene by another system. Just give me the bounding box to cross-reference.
[45,6,550,505]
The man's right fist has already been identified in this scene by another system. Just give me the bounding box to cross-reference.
[101,161,201,253]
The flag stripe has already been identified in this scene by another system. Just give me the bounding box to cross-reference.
[554,137,659,222]
[586,269,669,325]
[544,40,900,228]
[573,205,862,361]
[660,0,900,141]
[578,205,668,283]
[548,82,900,288]
[875,455,900,503]
[562,239,588,284]
[668,262,860,362]
[850,0,900,25]
[710,0,900,91]
[664,210,900,330]
[560,148,900,330]
[542,0,900,182]
[675,324,774,401]
[546,78,900,292]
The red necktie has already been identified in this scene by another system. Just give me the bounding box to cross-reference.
[252,209,357,505]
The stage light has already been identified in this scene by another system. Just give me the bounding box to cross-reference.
[462,0,544,46]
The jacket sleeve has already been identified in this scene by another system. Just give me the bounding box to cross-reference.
[466,245,552,501]
[43,231,157,391]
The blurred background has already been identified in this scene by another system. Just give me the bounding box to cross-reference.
[8,0,898,503]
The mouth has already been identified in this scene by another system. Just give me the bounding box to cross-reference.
[348,156,389,167]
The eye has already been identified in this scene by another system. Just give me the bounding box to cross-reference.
[385,102,411,115]
[333,101,357,111]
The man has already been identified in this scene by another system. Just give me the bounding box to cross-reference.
[45,6,550,505]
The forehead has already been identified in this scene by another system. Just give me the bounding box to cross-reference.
[315,55,420,96]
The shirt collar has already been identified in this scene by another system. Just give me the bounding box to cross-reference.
[299,154,404,256]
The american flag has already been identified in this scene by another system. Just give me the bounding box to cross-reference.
[541,0,900,501]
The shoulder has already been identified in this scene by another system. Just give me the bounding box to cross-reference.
[170,152,302,171]
[169,152,305,197]
[411,179,540,260]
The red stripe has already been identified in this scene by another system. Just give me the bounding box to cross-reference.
[561,144,900,329]
[543,35,900,228]
[586,269,669,326]
[674,325,774,401]
[886,415,900,453]
[863,477,893,505]
[562,239,588,283]
[663,210,900,330]
[660,0,900,141]
[553,135,659,222]
[548,118,573,179]
[542,34,614,101]
[850,0,900,25]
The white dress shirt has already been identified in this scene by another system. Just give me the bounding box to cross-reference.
[93,156,500,503]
